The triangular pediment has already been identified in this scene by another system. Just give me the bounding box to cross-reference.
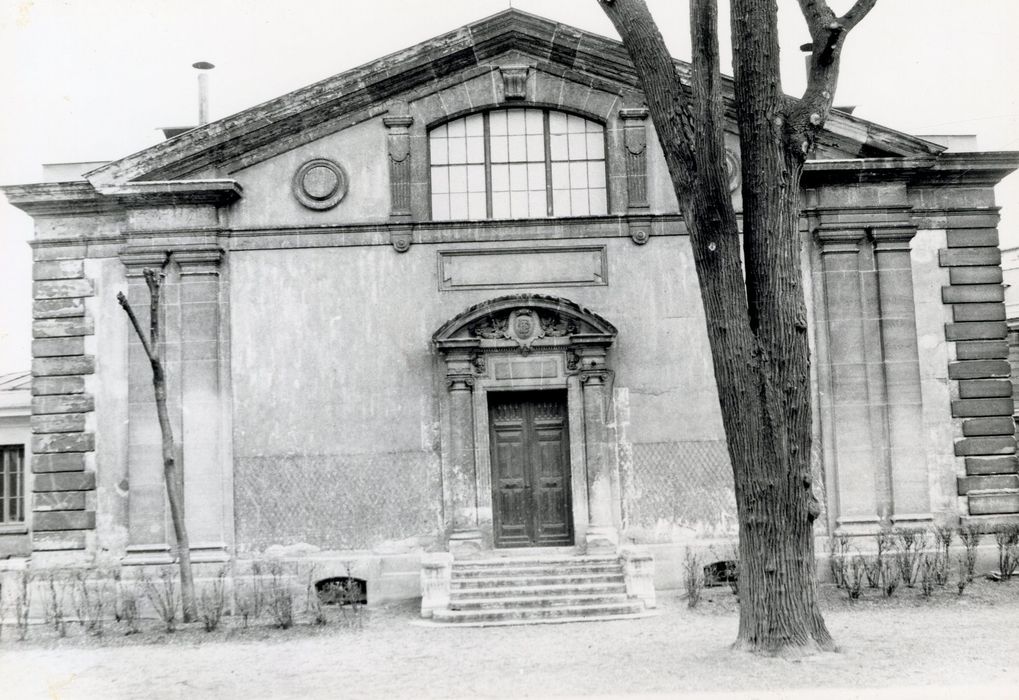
[85,8,943,188]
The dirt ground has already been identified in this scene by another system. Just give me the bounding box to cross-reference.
[1,581,1017,699]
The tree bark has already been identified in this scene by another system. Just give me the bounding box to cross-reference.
[599,0,875,654]
[117,268,197,623]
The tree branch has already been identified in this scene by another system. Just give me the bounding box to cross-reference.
[117,290,156,362]
[144,268,165,355]
[689,0,729,203]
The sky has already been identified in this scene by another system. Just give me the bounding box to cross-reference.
[1,0,1017,374]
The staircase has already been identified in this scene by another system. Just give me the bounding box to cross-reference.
[430,554,648,626]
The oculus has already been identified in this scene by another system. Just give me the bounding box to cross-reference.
[293,158,348,210]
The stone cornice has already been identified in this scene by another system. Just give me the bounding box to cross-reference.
[3,179,242,217]
[804,152,1019,188]
[0,182,113,217]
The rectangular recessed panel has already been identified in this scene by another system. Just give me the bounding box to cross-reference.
[439,246,607,291]
[493,360,559,381]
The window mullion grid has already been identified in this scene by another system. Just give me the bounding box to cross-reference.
[543,110,553,217]
[1,448,8,523]
[483,112,493,219]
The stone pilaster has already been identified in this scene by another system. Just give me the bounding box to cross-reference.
[384,113,414,220]
[30,256,98,555]
[871,225,930,522]
[620,107,650,245]
[816,228,882,528]
[175,247,230,562]
[577,343,618,553]
[444,347,483,558]
[120,249,173,564]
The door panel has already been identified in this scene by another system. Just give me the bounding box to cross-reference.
[489,391,572,547]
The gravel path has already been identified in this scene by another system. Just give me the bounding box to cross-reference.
[2,582,1017,699]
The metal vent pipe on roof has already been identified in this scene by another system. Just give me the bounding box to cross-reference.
[193,61,215,125]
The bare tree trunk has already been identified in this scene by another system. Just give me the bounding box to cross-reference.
[117,268,197,622]
[599,0,875,654]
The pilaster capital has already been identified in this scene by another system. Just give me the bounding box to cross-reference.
[446,374,475,392]
[870,224,917,252]
[814,226,866,254]
[618,107,649,121]
[120,248,168,278]
[382,114,414,129]
[580,369,611,386]
[174,247,224,276]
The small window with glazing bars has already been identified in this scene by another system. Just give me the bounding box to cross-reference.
[0,445,24,524]
[429,108,607,221]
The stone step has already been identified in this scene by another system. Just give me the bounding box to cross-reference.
[450,572,625,589]
[451,582,627,600]
[431,601,644,624]
[452,562,622,579]
[450,592,629,610]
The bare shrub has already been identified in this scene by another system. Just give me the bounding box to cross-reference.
[267,562,294,629]
[895,528,927,587]
[234,562,267,629]
[15,570,31,641]
[73,570,111,636]
[142,567,179,632]
[0,581,6,642]
[993,524,1019,580]
[305,566,328,626]
[44,572,70,637]
[683,549,703,609]
[862,556,880,588]
[118,578,141,635]
[880,558,899,598]
[932,524,953,561]
[827,533,850,588]
[958,523,982,581]
[956,555,969,596]
[846,556,865,601]
[919,555,936,598]
[198,568,228,633]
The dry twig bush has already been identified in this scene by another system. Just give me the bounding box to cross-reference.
[267,562,294,629]
[142,567,179,633]
[15,570,31,641]
[199,568,228,633]
[958,523,982,582]
[992,524,1019,580]
[683,549,703,609]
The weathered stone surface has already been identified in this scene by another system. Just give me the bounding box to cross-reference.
[944,322,1007,341]
[953,436,1016,456]
[939,248,1001,266]
[955,340,1009,360]
[952,303,1006,322]
[949,266,1003,285]
[958,379,1013,398]
[33,259,84,280]
[33,393,94,415]
[32,355,95,377]
[32,531,87,551]
[968,491,1019,515]
[33,317,95,338]
[946,229,999,248]
[33,278,94,300]
[34,471,95,492]
[33,510,96,531]
[942,285,1004,304]
[32,432,95,454]
[32,336,85,358]
[951,398,1014,418]
[32,452,86,473]
[965,455,1019,475]
[962,417,1016,437]
[32,412,87,434]
[32,376,85,396]
[33,297,86,319]
[33,490,87,511]
[948,360,1010,379]
[957,474,1019,494]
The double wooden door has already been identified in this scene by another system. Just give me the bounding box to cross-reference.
[488,390,573,548]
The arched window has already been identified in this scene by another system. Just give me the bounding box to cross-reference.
[429,108,607,221]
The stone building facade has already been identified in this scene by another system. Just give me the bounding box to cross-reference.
[2,10,1018,600]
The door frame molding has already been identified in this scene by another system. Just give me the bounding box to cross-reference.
[433,294,618,556]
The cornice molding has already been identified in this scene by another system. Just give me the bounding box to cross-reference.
[3,179,242,217]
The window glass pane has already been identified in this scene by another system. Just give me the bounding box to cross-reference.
[490,135,508,163]
[507,109,525,135]
[465,113,484,136]
[553,188,571,216]
[449,193,469,219]
[525,109,543,134]
[492,191,510,218]
[431,167,449,194]
[567,114,585,134]
[448,165,467,193]
[526,134,544,160]
[491,164,509,192]
[586,133,605,160]
[430,137,448,165]
[589,188,607,214]
[448,137,467,164]
[511,191,528,216]
[587,120,604,134]
[490,110,507,135]
[549,111,567,135]
[468,192,487,218]
[527,163,546,191]
[529,191,547,216]
[588,161,606,189]
[569,161,588,189]
[509,163,528,191]
[508,134,527,161]
[432,123,448,138]
[466,165,486,192]
[448,118,466,137]
[432,194,450,220]
[551,162,570,189]
[549,133,568,160]
[568,133,586,159]
[466,136,485,163]
[570,189,589,216]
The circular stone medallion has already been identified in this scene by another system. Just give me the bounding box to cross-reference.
[293,158,348,210]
